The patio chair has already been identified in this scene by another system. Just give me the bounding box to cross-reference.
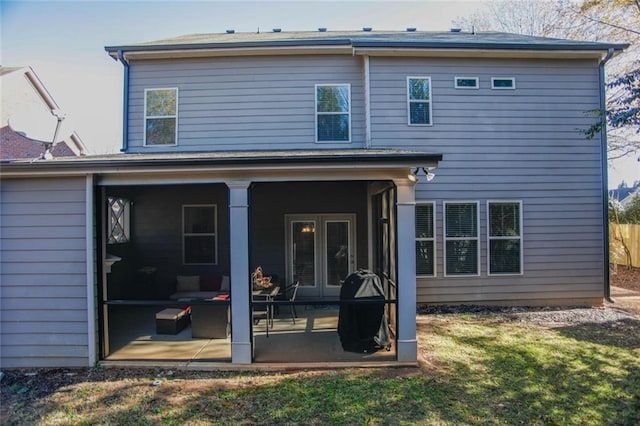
[286,281,300,324]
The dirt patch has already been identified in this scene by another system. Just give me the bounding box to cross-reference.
[610,265,640,292]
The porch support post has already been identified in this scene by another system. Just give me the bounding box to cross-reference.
[227,181,252,364]
[394,179,418,363]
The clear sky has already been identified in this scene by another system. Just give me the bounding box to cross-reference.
[2,0,637,187]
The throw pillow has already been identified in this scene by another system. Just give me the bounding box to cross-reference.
[176,275,200,292]
[220,275,230,292]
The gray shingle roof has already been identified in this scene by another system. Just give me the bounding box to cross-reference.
[105,30,627,53]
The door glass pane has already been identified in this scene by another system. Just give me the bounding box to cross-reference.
[326,221,349,286]
[293,221,315,287]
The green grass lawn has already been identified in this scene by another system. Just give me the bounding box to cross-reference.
[2,312,639,425]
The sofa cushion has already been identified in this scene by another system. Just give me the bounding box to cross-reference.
[169,291,220,300]
[201,275,222,291]
[176,275,200,292]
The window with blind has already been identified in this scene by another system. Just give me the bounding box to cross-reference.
[488,201,522,275]
[415,203,436,277]
[444,202,479,276]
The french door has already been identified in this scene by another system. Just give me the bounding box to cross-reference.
[286,214,356,298]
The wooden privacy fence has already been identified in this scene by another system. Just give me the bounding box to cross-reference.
[610,223,640,268]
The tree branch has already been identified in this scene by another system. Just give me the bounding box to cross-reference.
[570,5,640,35]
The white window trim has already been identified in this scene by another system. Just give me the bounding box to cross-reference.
[491,77,516,90]
[182,204,218,265]
[454,76,479,89]
[443,200,480,278]
[487,200,523,276]
[315,83,352,143]
[416,201,437,278]
[407,76,433,126]
[144,87,178,147]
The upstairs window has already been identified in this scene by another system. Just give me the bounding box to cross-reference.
[488,201,522,275]
[145,88,178,146]
[491,77,516,90]
[455,77,479,89]
[416,202,436,277]
[107,197,130,244]
[444,201,479,276]
[315,84,351,142]
[183,205,217,265]
[407,77,432,125]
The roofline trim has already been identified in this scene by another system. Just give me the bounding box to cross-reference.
[352,47,618,60]
[112,45,354,60]
[105,37,627,60]
[0,151,443,177]
[350,39,628,51]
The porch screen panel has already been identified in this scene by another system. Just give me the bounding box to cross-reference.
[292,221,316,287]
[444,202,479,276]
[326,221,350,286]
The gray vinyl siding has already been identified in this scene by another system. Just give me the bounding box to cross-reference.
[371,57,605,304]
[0,177,90,367]
[126,56,365,152]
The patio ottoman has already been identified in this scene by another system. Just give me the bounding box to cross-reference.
[191,302,230,339]
[156,308,190,335]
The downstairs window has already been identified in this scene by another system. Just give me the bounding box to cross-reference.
[488,201,522,275]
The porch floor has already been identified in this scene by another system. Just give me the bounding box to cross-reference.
[104,306,396,364]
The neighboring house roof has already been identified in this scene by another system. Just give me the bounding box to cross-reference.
[623,188,640,207]
[0,125,78,160]
[609,186,636,201]
[611,185,640,208]
[0,66,87,158]
[105,30,628,60]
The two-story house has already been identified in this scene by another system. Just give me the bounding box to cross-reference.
[0,30,625,368]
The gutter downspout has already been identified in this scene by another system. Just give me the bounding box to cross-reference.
[116,50,130,152]
[600,47,615,303]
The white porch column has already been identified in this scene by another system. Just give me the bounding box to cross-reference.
[394,179,418,363]
[227,181,252,364]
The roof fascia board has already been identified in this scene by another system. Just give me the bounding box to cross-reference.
[0,161,439,183]
[23,67,60,112]
[111,45,618,61]
[350,40,627,51]
[1,151,441,168]
[353,47,616,60]
[116,45,354,60]
[68,132,87,155]
[96,166,416,185]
